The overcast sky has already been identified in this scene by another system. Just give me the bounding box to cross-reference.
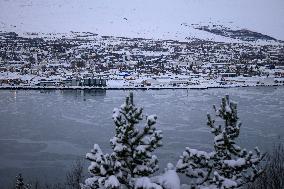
[0,0,284,40]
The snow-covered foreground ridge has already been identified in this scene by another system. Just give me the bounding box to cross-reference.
[81,93,264,189]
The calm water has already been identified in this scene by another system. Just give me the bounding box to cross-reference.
[0,87,283,187]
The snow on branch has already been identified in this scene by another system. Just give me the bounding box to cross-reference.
[177,95,264,189]
[82,92,163,189]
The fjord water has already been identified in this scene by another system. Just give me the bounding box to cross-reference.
[0,87,283,186]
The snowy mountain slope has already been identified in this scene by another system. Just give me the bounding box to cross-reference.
[193,24,279,42]
[0,0,283,42]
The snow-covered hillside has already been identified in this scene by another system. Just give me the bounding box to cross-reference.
[0,0,284,42]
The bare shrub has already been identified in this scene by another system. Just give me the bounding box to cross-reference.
[247,144,284,189]
[65,159,84,189]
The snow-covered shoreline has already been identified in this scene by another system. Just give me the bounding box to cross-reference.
[0,83,282,90]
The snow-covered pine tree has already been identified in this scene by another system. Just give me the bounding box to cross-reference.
[82,144,123,189]
[176,95,263,189]
[82,92,163,189]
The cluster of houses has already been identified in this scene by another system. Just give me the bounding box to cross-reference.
[0,31,283,88]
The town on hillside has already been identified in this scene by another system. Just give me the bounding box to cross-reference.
[0,31,284,89]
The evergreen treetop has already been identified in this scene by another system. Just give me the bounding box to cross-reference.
[177,95,263,189]
[82,92,163,189]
